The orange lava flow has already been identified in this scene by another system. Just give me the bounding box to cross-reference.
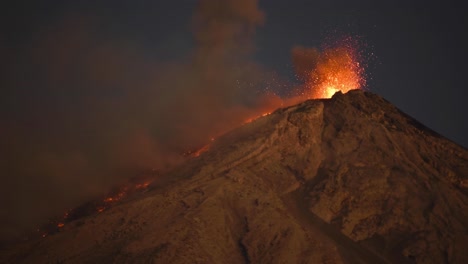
[97,181,153,212]
[309,46,365,99]
[36,177,155,239]
[184,112,272,159]
[192,144,210,157]
[243,112,271,124]
[135,181,151,189]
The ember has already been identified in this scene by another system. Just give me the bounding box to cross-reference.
[292,36,366,99]
[309,45,365,98]
[35,176,154,238]
[244,112,271,124]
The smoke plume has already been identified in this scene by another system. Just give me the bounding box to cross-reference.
[0,0,276,240]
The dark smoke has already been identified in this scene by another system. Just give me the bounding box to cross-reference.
[0,0,277,240]
[291,46,320,82]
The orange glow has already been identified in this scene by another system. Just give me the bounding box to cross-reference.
[104,197,114,202]
[96,180,152,213]
[135,181,151,189]
[309,46,365,99]
[188,111,272,158]
[36,178,154,239]
[292,37,367,99]
[244,112,271,124]
[102,189,128,204]
[192,144,210,157]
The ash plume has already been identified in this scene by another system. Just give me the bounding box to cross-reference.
[0,0,275,240]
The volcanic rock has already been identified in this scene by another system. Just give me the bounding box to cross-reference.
[1,90,467,263]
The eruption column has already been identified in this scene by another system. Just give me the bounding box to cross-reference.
[292,37,366,99]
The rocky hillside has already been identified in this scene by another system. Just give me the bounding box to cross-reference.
[2,90,467,263]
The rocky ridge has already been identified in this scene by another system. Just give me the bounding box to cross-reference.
[1,90,467,263]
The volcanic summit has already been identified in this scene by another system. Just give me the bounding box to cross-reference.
[2,90,468,263]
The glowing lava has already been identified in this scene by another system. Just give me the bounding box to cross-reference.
[36,177,154,239]
[292,37,366,99]
[310,46,365,99]
[184,112,273,159]
[243,112,271,124]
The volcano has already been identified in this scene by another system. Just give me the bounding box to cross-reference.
[1,90,468,263]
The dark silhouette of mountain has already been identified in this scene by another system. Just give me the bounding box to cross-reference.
[2,90,467,263]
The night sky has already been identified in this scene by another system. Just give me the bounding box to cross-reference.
[260,1,468,148]
[1,0,467,238]
[3,1,467,144]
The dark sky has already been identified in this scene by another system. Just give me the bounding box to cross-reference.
[1,0,467,238]
[257,1,468,148]
[3,0,466,145]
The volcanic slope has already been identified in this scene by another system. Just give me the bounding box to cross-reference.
[2,90,468,264]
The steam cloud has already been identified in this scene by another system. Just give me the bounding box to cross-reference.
[0,0,280,240]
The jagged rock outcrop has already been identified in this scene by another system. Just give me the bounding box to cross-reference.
[2,90,467,263]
